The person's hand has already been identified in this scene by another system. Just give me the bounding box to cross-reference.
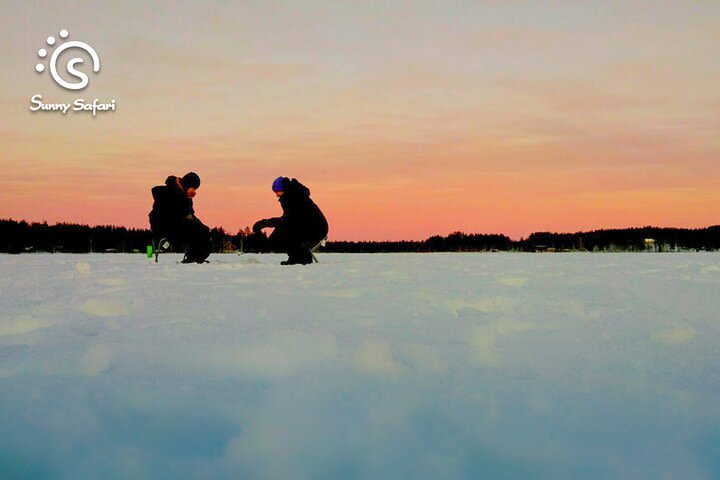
[252,219,267,233]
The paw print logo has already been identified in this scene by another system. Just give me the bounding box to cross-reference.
[36,29,100,90]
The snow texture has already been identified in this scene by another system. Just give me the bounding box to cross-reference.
[1,252,719,479]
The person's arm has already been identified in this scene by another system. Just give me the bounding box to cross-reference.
[253,217,282,232]
[264,217,282,227]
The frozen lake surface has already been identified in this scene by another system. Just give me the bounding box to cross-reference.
[1,252,719,479]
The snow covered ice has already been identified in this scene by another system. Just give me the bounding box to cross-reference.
[1,252,719,479]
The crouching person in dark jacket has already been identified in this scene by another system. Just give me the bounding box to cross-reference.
[253,177,328,265]
[148,172,211,263]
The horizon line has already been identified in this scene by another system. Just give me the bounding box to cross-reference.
[3,217,718,243]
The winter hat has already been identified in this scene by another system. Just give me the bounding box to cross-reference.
[181,172,201,190]
[272,176,285,192]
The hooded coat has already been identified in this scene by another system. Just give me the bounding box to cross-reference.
[149,175,195,238]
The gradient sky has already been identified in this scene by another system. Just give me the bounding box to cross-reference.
[0,1,718,240]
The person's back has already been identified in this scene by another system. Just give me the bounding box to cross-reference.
[278,178,328,240]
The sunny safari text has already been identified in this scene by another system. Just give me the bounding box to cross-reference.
[30,94,116,117]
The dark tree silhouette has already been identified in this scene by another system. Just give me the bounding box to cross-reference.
[1,218,719,254]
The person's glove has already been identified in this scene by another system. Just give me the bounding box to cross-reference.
[253,219,268,233]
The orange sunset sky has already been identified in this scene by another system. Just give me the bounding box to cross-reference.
[1,1,718,240]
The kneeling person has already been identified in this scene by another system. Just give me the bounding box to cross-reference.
[253,177,328,265]
[148,172,211,263]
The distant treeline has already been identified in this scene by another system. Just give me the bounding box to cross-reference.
[325,233,513,253]
[1,218,719,253]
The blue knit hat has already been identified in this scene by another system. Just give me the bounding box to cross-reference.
[272,176,285,192]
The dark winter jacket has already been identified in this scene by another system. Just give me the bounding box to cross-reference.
[148,176,196,238]
[264,178,328,240]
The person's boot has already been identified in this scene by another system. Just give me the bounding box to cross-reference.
[280,252,297,265]
[297,248,313,264]
[281,247,312,265]
[281,254,300,265]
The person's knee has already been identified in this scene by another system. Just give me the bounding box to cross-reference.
[183,219,208,236]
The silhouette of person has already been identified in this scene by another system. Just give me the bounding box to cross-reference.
[253,177,328,265]
[148,172,211,263]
